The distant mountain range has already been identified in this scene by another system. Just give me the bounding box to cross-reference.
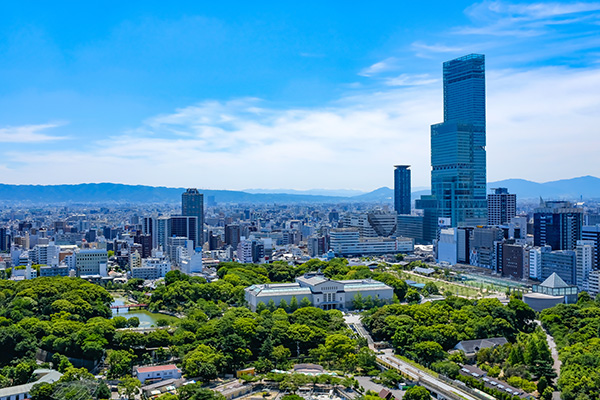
[0,176,598,204]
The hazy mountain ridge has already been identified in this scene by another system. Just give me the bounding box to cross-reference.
[0,176,598,204]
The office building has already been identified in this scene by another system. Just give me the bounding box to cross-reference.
[169,216,198,248]
[245,272,394,311]
[75,249,108,277]
[430,54,487,228]
[534,200,583,251]
[575,240,594,292]
[182,188,204,245]
[142,217,157,249]
[588,270,600,297]
[329,229,413,256]
[0,228,9,252]
[340,211,397,238]
[156,216,170,251]
[582,225,600,268]
[437,228,458,265]
[131,252,171,280]
[415,195,438,243]
[541,250,576,285]
[501,242,528,280]
[167,237,193,267]
[396,215,424,244]
[394,165,411,215]
[470,226,503,269]
[488,188,516,225]
[134,233,152,258]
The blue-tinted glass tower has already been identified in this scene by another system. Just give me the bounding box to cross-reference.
[394,165,411,215]
[430,54,487,227]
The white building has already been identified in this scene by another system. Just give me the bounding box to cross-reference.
[576,240,594,291]
[245,272,394,311]
[179,250,203,274]
[329,229,413,256]
[76,249,108,277]
[528,246,546,280]
[167,237,193,267]
[437,228,458,265]
[588,270,600,298]
[134,364,182,384]
[0,369,62,400]
[30,244,59,266]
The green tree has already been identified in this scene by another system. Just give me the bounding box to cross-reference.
[106,349,135,378]
[117,376,141,400]
[412,341,446,366]
[182,344,225,383]
[95,380,111,400]
[537,376,549,395]
[126,317,140,328]
[405,289,421,304]
[279,299,289,312]
[272,345,292,368]
[403,386,431,400]
[289,296,299,312]
[29,382,54,400]
[299,297,312,308]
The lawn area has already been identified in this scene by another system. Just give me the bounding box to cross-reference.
[395,271,488,298]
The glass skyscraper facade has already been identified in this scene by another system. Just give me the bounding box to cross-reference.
[182,188,204,247]
[430,54,487,227]
[394,165,411,215]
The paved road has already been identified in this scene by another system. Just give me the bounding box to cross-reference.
[535,320,561,382]
[377,350,479,400]
[344,314,479,400]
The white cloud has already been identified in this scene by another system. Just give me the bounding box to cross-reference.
[457,0,600,36]
[3,65,600,190]
[0,123,67,143]
[358,57,399,77]
[385,74,438,86]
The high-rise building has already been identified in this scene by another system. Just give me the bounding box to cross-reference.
[582,225,600,269]
[0,228,8,252]
[487,188,516,225]
[534,200,583,251]
[428,54,487,229]
[182,188,204,246]
[576,240,594,291]
[170,216,198,248]
[394,165,411,215]
[225,224,241,249]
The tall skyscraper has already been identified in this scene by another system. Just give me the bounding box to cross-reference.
[0,227,8,252]
[224,224,241,249]
[487,187,516,225]
[182,188,204,246]
[170,216,198,249]
[394,165,411,215]
[430,54,487,228]
[534,200,583,251]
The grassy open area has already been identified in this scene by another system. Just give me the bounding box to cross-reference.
[395,270,490,298]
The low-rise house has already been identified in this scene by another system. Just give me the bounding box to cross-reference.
[134,364,182,384]
[453,337,508,362]
[0,369,62,400]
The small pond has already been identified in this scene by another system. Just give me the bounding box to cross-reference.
[111,296,179,328]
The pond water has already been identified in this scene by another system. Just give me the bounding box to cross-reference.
[111,296,179,328]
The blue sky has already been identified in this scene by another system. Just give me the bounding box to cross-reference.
[1,1,600,190]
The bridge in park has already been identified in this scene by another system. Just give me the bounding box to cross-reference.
[110,304,148,311]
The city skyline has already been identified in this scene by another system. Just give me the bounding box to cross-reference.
[1,2,600,190]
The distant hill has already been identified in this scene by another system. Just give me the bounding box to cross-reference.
[488,175,600,200]
[244,188,365,197]
[0,176,598,204]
